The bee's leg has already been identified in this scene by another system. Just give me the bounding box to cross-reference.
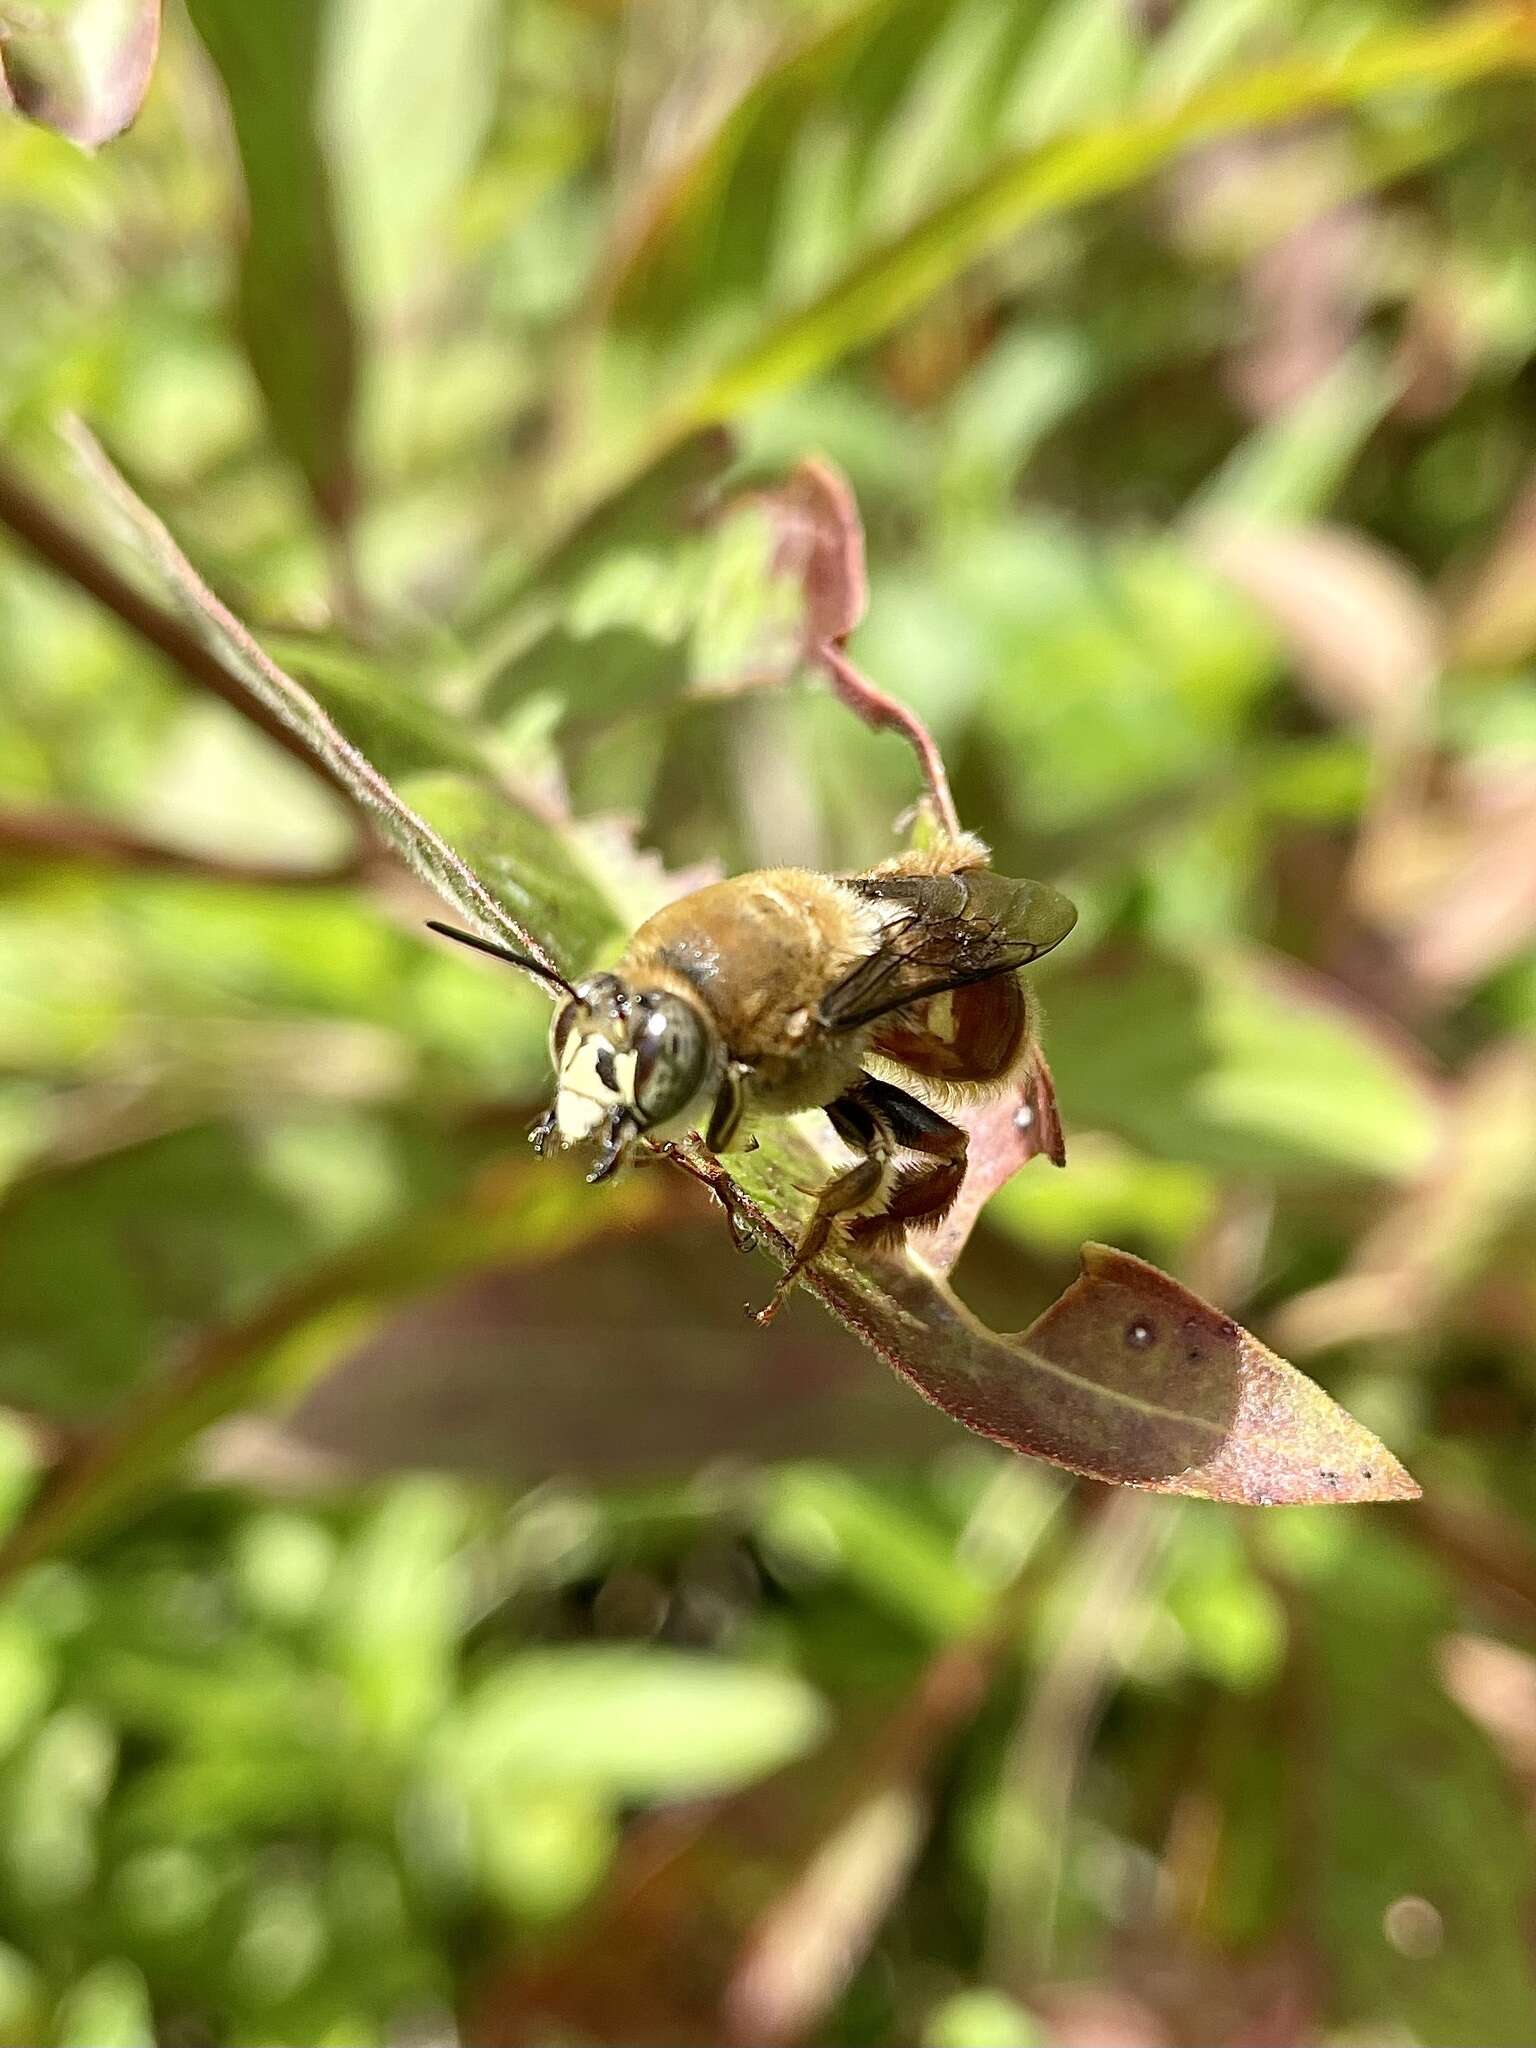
[842,1076,968,1248]
[705,1063,749,1153]
[701,1068,760,1251]
[754,1094,891,1325]
[723,1206,759,1256]
[527,1107,558,1158]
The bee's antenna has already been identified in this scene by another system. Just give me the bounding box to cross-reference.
[425,921,577,999]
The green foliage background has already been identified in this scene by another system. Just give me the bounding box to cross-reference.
[2,0,1536,2042]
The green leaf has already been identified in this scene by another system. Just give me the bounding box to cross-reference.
[1193,346,1399,523]
[543,5,1536,588]
[923,1988,1045,2048]
[0,1123,311,1417]
[327,1479,467,1753]
[444,1647,827,1801]
[1045,948,1440,1181]
[1300,1526,1536,2045]
[480,622,689,732]
[758,1466,993,1639]
[0,1154,660,1573]
[469,426,734,633]
[323,0,502,310]
[397,770,622,977]
[183,0,358,529]
[605,0,1013,335]
[51,1959,154,2048]
[667,8,1536,432]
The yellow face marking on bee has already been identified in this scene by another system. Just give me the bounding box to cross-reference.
[556,1032,637,1143]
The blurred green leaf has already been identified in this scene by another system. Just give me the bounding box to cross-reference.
[50,1959,153,2048]
[0,1123,312,1416]
[657,8,1536,433]
[444,1646,828,1801]
[1046,948,1441,1180]
[184,0,358,530]
[1163,1507,1286,1690]
[324,0,501,311]
[1300,1526,1536,2046]
[327,1478,466,1753]
[481,622,689,732]
[1194,347,1399,522]
[758,1465,992,1641]
[923,1987,1044,2048]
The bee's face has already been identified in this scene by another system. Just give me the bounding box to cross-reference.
[548,975,714,1178]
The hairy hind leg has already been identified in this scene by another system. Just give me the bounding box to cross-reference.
[753,1091,892,1325]
[842,1076,968,1249]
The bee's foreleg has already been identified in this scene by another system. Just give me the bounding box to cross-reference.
[527,1107,558,1158]
[704,1063,749,1153]
[753,1091,892,1325]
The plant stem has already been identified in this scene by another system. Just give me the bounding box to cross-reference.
[0,454,356,809]
[0,804,364,888]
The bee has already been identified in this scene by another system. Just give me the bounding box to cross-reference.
[428,834,1076,1319]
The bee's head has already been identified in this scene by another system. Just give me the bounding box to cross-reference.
[549,974,714,1180]
[424,923,714,1184]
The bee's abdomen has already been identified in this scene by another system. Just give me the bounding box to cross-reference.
[870,972,1031,1088]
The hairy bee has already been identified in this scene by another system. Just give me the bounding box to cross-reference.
[429,835,1076,1317]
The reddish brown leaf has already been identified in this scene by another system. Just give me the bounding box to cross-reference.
[1,0,160,147]
[766,456,868,648]
[752,456,961,834]
[923,1049,1065,1276]
[692,1133,1419,1505]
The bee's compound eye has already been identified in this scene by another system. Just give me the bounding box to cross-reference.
[550,1000,578,1063]
[631,996,708,1128]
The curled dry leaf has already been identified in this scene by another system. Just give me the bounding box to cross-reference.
[0,0,160,147]
[764,454,868,648]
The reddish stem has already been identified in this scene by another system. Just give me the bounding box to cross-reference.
[816,638,962,840]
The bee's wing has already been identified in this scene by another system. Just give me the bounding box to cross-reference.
[820,870,1077,1033]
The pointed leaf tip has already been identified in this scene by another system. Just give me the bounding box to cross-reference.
[1066,1245,1421,1504]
